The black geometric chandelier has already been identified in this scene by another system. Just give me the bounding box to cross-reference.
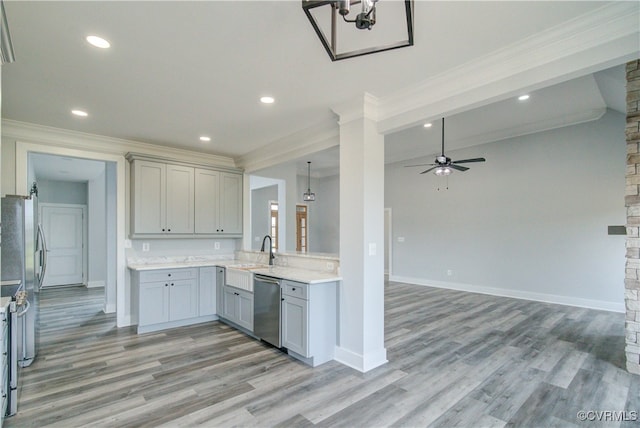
[302,0,414,61]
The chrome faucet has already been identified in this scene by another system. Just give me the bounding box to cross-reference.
[260,235,275,266]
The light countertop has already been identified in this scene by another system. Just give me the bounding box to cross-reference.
[127,257,341,284]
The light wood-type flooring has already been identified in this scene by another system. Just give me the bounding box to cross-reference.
[5,281,639,427]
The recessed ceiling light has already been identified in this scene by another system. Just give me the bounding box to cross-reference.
[199,136,211,142]
[423,123,432,128]
[260,96,275,104]
[86,35,111,49]
[518,94,530,101]
[71,109,88,117]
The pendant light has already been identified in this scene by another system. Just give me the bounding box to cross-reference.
[303,161,316,202]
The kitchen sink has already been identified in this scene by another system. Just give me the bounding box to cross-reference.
[225,264,268,292]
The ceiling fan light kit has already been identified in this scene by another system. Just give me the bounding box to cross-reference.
[405,117,486,177]
[302,0,414,61]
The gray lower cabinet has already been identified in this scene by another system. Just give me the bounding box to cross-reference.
[0,309,7,425]
[221,285,253,332]
[281,279,337,367]
[136,267,218,334]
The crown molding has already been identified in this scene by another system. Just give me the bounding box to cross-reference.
[236,117,339,173]
[376,1,640,134]
[1,119,237,168]
[331,92,381,125]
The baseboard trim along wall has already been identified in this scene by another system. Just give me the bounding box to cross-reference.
[389,275,625,313]
[334,346,388,373]
[86,281,105,288]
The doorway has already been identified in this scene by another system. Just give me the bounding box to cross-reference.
[17,142,126,327]
[296,204,308,252]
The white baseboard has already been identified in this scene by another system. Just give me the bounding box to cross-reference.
[334,346,388,373]
[86,280,105,288]
[389,275,624,313]
[103,303,116,314]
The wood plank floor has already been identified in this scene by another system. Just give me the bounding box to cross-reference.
[5,281,638,427]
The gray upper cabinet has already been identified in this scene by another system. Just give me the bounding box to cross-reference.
[128,154,242,238]
[194,168,242,235]
[166,164,195,234]
[220,172,243,234]
[131,160,194,235]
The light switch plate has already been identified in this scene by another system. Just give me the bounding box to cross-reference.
[369,243,377,256]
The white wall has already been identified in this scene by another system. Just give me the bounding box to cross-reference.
[385,110,626,311]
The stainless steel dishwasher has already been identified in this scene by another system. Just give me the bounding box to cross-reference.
[253,274,281,348]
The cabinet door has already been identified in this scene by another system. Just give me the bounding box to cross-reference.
[236,289,253,332]
[194,169,220,234]
[219,173,242,234]
[198,267,217,316]
[166,165,195,234]
[139,282,170,326]
[169,278,198,321]
[282,295,308,356]
[222,286,237,321]
[133,161,165,234]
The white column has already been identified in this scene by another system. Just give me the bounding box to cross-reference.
[334,94,387,372]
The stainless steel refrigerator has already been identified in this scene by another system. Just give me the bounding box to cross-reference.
[1,195,46,368]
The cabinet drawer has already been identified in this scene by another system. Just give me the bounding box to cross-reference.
[282,280,307,299]
[139,268,197,283]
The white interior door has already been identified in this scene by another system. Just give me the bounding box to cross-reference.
[41,204,86,287]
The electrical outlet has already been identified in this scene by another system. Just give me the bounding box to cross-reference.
[369,243,377,256]
[214,241,221,250]
[398,237,405,243]
[142,242,150,252]
[326,262,334,271]
[255,236,261,242]
[447,269,453,276]
[124,239,132,249]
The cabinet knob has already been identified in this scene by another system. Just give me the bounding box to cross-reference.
[171,283,174,286]
[168,273,172,277]
[281,298,285,301]
[292,288,296,291]
[165,284,168,287]
[162,228,165,232]
[168,229,171,232]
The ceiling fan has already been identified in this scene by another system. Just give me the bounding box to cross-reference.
[405,118,486,176]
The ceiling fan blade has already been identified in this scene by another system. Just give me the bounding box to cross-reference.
[452,157,486,164]
[419,166,438,174]
[449,164,469,172]
[404,163,436,168]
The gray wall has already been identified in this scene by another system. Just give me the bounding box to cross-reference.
[251,185,278,250]
[307,174,339,254]
[37,179,88,205]
[385,110,626,310]
[88,170,107,287]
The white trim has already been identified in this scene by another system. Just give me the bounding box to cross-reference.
[39,202,88,287]
[86,281,105,288]
[237,118,338,173]
[384,208,392,276]
[389,275,625,313]
[376,2,639,134]
[4,119,235,168]
[15,141,129,327]
[334,346,388,373]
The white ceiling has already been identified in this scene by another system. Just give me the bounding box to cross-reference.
[1,1,636,180]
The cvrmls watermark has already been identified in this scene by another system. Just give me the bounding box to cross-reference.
[577,410,638,422]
